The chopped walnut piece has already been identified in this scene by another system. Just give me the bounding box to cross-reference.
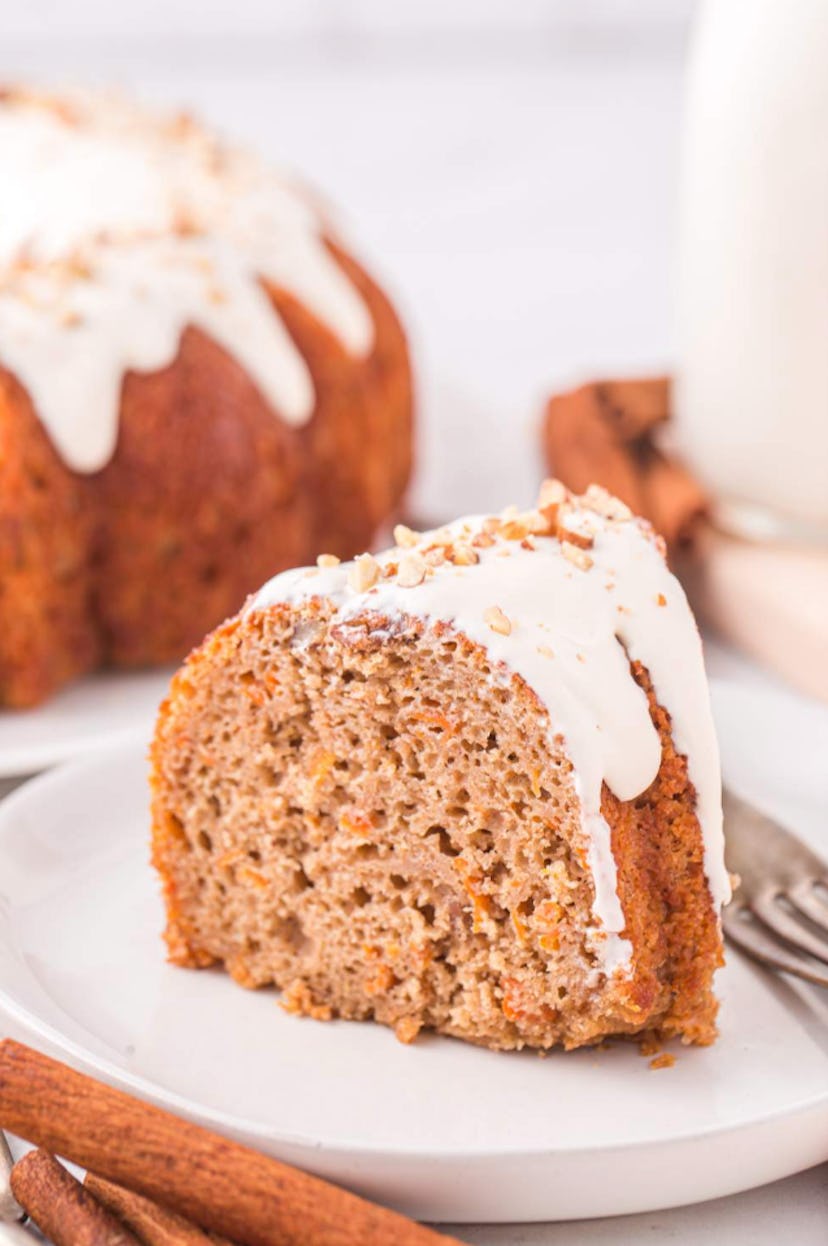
[520,509,553,536]
[501,520,528,541]
[656,593,667,607]
[556,523,594,551]
[583,484,633,521]
[348,553,379,592]
[520,537,536,551]
[482,516,502,535]
[316,553,341,568]
[397,552,427,588]
[452,543,479,566]
[423,545,447,567]
[483,605,512,636]
[472,532,496,549]
[561,541,594,571]
[538,479,568,509]
[393,523,420,549]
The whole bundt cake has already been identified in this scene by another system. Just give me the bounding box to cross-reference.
[0,88,412,707]
[151,481,728,1052]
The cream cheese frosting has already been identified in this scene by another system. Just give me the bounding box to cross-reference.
[0,89,373,472]
[249,483,730,976]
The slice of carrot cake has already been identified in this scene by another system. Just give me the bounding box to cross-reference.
[150,481,728,1051]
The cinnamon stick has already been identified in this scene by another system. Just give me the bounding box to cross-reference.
[543,376,708,556]
[0,1041,462,1246]
[10,1149,141,1246]
[85,1173,235,1246]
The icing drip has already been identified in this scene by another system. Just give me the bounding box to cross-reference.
[0,90,374,472]
[249,486,730,977]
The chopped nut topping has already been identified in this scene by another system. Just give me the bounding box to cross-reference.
[501,520,528,541]
[483,605,512,636]
[422,544,447,568]
[452,543,479,566]
[348,553,379,592]
[561,541,594,571]
[393,523,420,549]
[472,532,496,549]
[520,537,536,551]
[556,523,594,551]
[316,553,340,568]
[537,644,555,659]
[656,593,667,607]
[520,509,553,536]
[583,484,632,521]
[397,552,427,588]
[482,516,502,535]
[538,478,568,509]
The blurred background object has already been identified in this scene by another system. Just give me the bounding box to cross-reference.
[674,0,828,700]
[676,0,828,541]
[1,0,824,700]
[0,0,696,519]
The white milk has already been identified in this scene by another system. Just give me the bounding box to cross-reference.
[675,0,828,536]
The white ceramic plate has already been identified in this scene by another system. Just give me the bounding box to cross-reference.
[0,747,826,1223]
[0,668,174,777]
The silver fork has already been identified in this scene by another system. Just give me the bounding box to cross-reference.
[723,790,828,986]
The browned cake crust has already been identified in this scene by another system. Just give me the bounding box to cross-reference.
[0,243,412,706]
[150,603,721,1052]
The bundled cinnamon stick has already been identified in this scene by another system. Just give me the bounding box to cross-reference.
[85,1174,235,1246]
[543,376,707,556]
[10,1149,141,1245]
[0,1041,462,1246]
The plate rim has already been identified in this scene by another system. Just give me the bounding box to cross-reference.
[0,668,174,778]
[0,738,826,1167]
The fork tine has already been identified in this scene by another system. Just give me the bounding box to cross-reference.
[751,887,828,966]
[723,902,828,988]
[787,879,828,935]
[0,1131,23,1223]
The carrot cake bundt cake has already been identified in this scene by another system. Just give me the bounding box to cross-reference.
[0,87,412,707]
[151,481,728,1051]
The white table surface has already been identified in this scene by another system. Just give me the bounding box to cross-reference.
[1,6,826,1237]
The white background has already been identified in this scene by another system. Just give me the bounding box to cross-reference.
[0,3,825,1240]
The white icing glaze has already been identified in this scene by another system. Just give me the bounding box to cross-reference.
[249,490,730,977]
[0,90,373,472]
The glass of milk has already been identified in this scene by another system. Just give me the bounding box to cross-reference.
[675,0,828,545]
